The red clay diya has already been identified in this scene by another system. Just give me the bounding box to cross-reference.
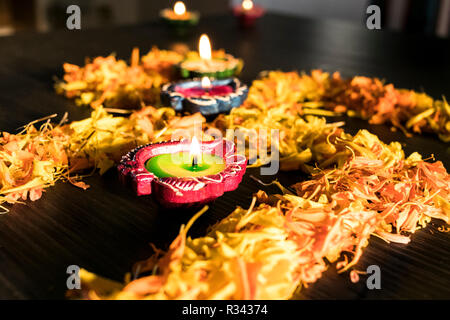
[118,138,247,208]
[161,77,248,116]
[233,0,265,28]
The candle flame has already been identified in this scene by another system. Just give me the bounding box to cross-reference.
[201,76,212,89]
[242,0,254,10]
[190,136,202,165]
[174,1,186,15]
[199,34,212,60]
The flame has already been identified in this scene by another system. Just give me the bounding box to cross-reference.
[201,76,212,89]
[190,136,202,164]
[174,1,186,15]
[242,0,254,10]
[199,34,212,60]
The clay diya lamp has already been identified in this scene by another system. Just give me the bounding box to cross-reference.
[118,137,247,208]
[233,0,265,28]
[160,1,199,35]
[177,34,242,79]
[161,76,248,116]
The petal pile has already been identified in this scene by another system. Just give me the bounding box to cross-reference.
[0,117,69,209]
[55,48,183,109]
[71,130,449,300]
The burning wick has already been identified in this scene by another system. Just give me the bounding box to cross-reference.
[242,0,254,11]
[199,34,212,60]
[190,136,202,168]
[201,76,212,91]
[174,1,186,16]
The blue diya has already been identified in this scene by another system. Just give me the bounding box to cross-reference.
[160,77,248,116]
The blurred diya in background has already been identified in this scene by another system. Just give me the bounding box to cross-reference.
[177,34,243,78]
[161,76,248,116]
[160,1,199,35]
[118,137,247,207]
[233,0,265,28]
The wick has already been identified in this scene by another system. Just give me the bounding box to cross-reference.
[192,155,198,168]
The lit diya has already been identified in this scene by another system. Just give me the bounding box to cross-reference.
[118,137,247,207]
[232,0,265,28]
[178,34,242,79]
[160,1,199,33]
[161,76,248,116]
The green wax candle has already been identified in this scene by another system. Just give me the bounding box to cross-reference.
[145,152,225,178]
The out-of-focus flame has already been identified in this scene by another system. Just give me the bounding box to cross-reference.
[242,0,254,11]
[199,34,212,60]
[174,1,186,15]
[201,76,212,89]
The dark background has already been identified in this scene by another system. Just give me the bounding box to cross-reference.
[1,0,449,37]
[0,6,449,299]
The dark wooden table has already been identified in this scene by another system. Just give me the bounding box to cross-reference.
[0,13,449,299]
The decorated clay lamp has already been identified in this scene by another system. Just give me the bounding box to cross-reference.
[178,34,242,79]
[118,137,247,207]
[233,0,265,28]
[160,1,199,35]
[161,76,248,116]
